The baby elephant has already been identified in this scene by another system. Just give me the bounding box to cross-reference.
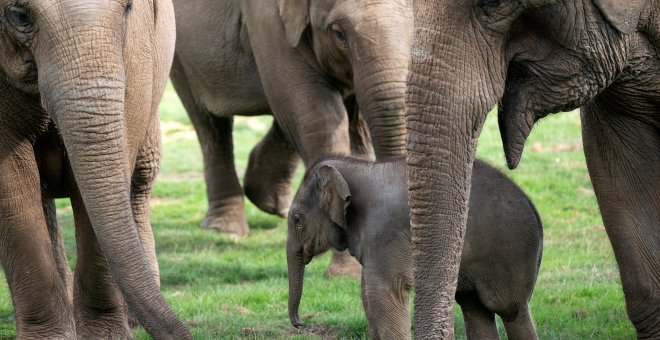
[286,157,543,340]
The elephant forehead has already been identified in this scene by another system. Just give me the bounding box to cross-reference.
[43,0,125,25]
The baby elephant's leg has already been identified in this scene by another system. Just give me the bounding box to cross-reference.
[361,270,411,340]
[456,293,500,340]
[501,307,538,340]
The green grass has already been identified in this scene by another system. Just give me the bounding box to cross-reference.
[0,83,635,339]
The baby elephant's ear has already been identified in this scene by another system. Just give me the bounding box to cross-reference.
[318,165,351,228]
[277,0,310,47]
[593,0,645,34]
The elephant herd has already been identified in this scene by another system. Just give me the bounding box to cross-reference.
[0,0,657,339]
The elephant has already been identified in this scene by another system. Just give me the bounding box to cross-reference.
[170,0,411,237]
[286,157,543,339]
[405,0,660,338]
[0,0,190,339]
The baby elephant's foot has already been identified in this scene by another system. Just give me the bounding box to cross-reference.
[201,209,250,238]
[244,180,292,218]
[325,249,361,279]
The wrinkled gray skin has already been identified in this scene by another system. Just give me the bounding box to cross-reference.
[406,0,660,338]
[287,157,543,340]
[0,0,190,338]
[171,0,410,237]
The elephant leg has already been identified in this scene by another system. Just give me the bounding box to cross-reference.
[345,95,375,161]
[170,56,248,237]
[456,292,500,340]
[501,307,537,340]
[582,102,660,339]
[70,186,130,338]
[244,120,300,217]
[360,270,411,339]
[42,197,73,304]
[0,148,75,338]
[125,113,162,328]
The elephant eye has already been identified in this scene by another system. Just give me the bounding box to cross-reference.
[293,213,304,230]
[330,24,347,47]
[6,6,33,33]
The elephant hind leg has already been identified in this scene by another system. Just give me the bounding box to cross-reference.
[244,120,300,217]
[501,307,537,340]
[170,56,248,237]
[456,292,500,340]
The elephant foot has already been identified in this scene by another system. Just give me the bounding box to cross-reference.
[325,249,361,279]
[244,181,292,218]
[76,312,131,340]
[201,210,250,238]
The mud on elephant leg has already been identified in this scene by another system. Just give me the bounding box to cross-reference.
[244,121,300,217]
[43,197,73,304]
[171,57,249,237]
[70,186,131,338]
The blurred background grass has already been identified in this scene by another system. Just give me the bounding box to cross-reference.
[0,83,634,339]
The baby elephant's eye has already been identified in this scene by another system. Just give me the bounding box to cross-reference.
[330,24,346,42]
[293,213,304,230]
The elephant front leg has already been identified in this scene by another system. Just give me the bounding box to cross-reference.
[244,120,300,217]
[360,270,411,340]
[582,101,660,339]
[0,149,76,339]
[69,186,131,338]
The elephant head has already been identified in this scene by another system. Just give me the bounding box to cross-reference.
[406,0,651,337]
[286,163,351,327]
[0,0,189,338]
[278,0,412,158]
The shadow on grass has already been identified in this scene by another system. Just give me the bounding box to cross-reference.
[158,261,287,286]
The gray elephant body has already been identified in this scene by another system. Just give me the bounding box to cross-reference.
[0,0,189,338]
[287,157,542,339]
[171,0,410,237]
[405,0,660,337]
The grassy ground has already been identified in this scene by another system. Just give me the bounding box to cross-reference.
[0,84,635,339]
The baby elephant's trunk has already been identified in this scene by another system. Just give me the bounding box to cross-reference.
[287,242,305,328]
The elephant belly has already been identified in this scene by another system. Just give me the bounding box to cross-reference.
[173,0,270,117]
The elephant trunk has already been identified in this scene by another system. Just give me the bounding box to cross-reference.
[405,1,509,338]
[352,1,412,159]
[34,5,190,339]
[286,241,305,328]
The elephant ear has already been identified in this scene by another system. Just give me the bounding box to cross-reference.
[318,164,351,229]
[278,0,310,47]
[593,0,645,34]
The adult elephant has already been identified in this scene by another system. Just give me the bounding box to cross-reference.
[170,0,410,238]
[0,0,190,339]
[406,0,659,339]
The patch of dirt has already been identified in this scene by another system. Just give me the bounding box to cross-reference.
[288,324,337,339]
